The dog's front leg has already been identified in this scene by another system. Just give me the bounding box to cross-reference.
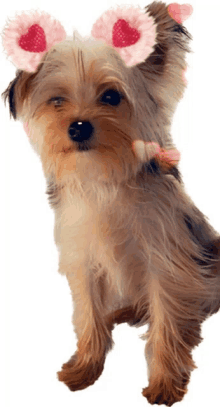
[58,265,113,391]
[142,275,202,406]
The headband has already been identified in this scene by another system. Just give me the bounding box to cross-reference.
[2,3,193,72]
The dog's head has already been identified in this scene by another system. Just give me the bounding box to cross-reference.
[2,3,192,185]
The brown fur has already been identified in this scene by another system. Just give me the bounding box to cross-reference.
[2,2,220,405]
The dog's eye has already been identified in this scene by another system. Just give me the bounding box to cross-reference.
[48,97,66,107]
[100,89,122,106]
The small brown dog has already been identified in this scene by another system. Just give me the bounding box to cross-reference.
[2,2,220,405]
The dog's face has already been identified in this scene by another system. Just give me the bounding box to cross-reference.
[4,37,149,184]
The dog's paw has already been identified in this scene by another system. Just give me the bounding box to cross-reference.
[57,353,105,391]
[61,353,76,370]
[142,376,189,406]
[143,385,185,406]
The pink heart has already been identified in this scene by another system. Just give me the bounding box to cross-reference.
[168,3,193,24]
[112,19,140,48]
[19,24,46,53]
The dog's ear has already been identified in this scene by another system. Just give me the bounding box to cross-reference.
[2,70,35,120]
[136,2,192,118]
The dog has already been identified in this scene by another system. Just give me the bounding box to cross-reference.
[2,2,220,405]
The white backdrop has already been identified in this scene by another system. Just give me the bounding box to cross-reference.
[1,1,220,406]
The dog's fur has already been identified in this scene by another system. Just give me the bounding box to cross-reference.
[3,2,220,405]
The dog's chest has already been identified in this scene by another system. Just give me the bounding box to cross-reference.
[53,192,141,264]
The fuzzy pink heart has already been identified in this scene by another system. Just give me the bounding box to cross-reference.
[168,3,193,24]
[112,19,140,48]
[19,24,46,52]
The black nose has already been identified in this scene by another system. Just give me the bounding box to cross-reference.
[68,121,94,143]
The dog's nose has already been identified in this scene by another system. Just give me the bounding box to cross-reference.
[68,121,94,143]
